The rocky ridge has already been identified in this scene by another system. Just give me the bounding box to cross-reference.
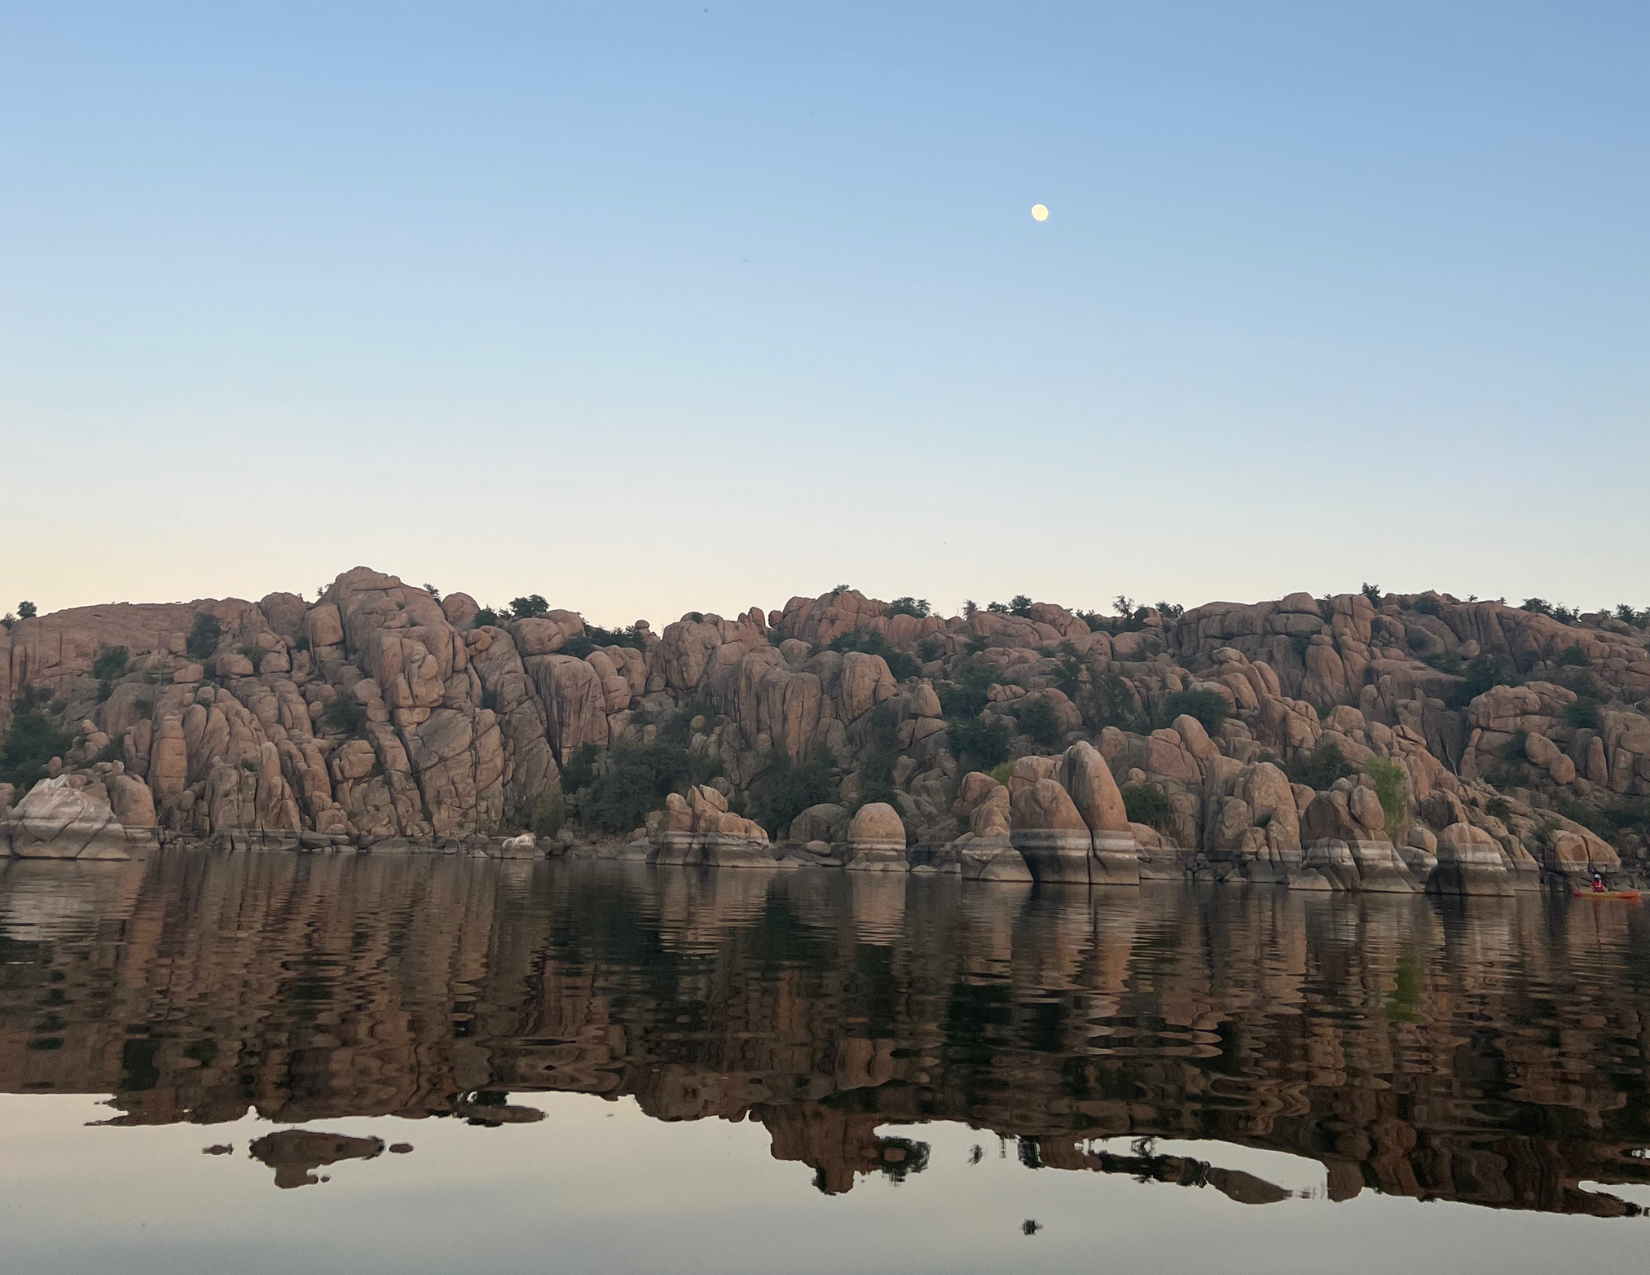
[3,568,1648,894]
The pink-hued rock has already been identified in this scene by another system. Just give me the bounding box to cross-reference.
[5,570,1646,879]
[1059,741,1130,834]
[107,774,156,828]
[1431,823,1512,897]
[1010,779,1091,885]
[845,802,908,872]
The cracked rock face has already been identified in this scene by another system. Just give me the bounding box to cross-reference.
[2,573,1647,888]
[2,777,144,860]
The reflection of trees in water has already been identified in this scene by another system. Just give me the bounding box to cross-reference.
[0,853,1647,1213]
[875,1136,930,1183]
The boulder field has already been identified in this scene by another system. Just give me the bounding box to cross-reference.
[2,569,1646,895]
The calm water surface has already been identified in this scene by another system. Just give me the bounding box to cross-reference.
[1,851,1647,1273]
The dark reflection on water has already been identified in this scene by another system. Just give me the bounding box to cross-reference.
[1,851,1647,1215]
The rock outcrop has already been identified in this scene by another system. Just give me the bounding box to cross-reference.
[1431,822,1514,896]
[1,776,149,860]
[2,571,1645,891]
[1010,778,1093,884]
[650,785,774,868]
[843,803,909,872]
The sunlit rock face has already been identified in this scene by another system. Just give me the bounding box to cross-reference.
[5,573,1647,893]
[0,851,1646,1215]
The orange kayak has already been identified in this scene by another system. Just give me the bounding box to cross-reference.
[1574,890,1642,901]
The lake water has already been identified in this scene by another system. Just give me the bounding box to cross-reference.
[0,851,1646,1273]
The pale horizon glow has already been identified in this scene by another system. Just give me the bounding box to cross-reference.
[2,3,1646,626]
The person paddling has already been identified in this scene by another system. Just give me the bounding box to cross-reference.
[1592,871,1606,893]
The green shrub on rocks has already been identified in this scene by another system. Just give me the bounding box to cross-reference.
[1566,696,1601,730]
[1424,650,1464,676]
[0,687,71,792]
[1053,648,1086,704]
[1446,655,1520,709]
[92,646,129,681]
[528,790,565,838]
[653,708,722,763]
[747,757,833,837]
[1523,597,1579,625]
[563,624,648,659]
[576,741,696,834]
[828,630,918,682]
[1091,672,1147,733]
[1163,688,1227,734]
[1362,757,1407,842]
[185,613,222,661]
[93,644,130,704]
[1288,741,1355,790]
[1122,782,1170,831]
[939,663,995,721]
[948,717,1010,769]
[559,742,600,794]
[1015,698,1062,747]
[322,693,367,735]
[855,704,901,809]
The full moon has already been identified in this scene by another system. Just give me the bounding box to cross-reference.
[1030,203,1049,222]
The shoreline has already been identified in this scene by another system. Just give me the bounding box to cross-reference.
[7,827,1631,898]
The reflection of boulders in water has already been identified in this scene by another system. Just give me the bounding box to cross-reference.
[758,1105,892,1196]
[1040,1140,1292,1206]
[846,870,906,944]
[201,1143,232,1155]
[2,852,1650,1215]
[1206,1167,1293,1206]
[453,1091,546,1126]
[248,1130,386,1189]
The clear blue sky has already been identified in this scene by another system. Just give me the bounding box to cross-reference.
[4,2,1645,625]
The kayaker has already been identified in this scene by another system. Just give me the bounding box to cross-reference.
[1592,872,1606,893]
